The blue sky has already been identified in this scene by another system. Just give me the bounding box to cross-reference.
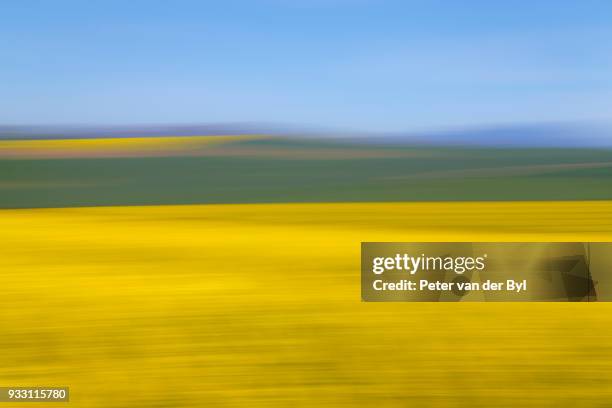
[2,0,611,131]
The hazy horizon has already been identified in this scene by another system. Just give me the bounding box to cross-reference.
[2,120,612,148]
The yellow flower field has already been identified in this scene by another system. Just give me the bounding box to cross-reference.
[0,135,265,158]
[1,201,612,407]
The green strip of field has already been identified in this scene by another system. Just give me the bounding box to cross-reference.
[1,140,612,208]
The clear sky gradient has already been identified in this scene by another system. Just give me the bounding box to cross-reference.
[2,0,611,131]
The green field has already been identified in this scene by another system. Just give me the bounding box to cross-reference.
[1,138,612,208]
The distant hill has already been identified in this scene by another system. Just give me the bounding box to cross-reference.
[1,122,611,148]
[0,123,311,140]
[362,123,612,148]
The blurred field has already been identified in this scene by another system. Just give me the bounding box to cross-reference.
[2,136,612,208]
[0,135,265,159]
[2,201,612,407]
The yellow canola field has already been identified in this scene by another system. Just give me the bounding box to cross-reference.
[0,135,265,158]
[1,201,612,407]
